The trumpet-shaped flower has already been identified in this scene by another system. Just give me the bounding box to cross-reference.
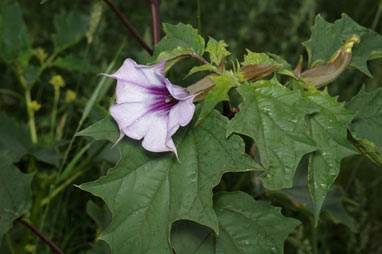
[105,59,197,156]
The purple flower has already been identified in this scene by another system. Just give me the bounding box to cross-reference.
[104,58,197,156]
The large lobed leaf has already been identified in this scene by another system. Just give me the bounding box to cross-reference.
[78,109,260,253]
[303,14,382,77]
[227,79,318,190]
[280,157,357,232]
[304,89,357,225]
[0,151,33,240]
[346,87,382,154]
[171,191,300,254]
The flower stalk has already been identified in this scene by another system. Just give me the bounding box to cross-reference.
[25,89,38,144]
[103,0,153,55]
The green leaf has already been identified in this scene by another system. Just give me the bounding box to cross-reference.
[85,201,112,254]
[171,221,215,254]
[78,109,260,253]
[171,191,300,254]
[346,87,382,166]
[53,10,89,51]
[0,151,33,240]
[152,46,195,73]
[305,89,357,225]
[86,200,112,232]
[322,186,357,233]
[205,37,230,66]
[196,71,239,125]
[346,87,382,154]
[0,1,32,63]
[227,80,318,190]
[152,23,205,59]
[303,14,382,77]
[0,111,31,162]
[52,54,98,73]
[280,157,357,232]
[242,50,295,77]
[187,64,220,76]
[0,111,61,166]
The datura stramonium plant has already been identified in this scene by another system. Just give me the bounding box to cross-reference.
[103,59,198,157]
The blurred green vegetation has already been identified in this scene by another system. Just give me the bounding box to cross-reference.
[0,0,381,253]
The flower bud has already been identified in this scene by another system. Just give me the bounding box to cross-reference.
[238,64,278,82]
[301,34,360,88]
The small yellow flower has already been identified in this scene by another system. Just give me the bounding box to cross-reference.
[49,75,66,89]
[65,89,77,103]
[28,100,41,112]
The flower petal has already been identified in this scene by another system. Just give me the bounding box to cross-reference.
[105,59,166,88]
[141,113,176,154]
[168,99,196,132]
[115,80,162,104]
[165,79,190,100]
[121,113,155,140]
[110,102,149,130]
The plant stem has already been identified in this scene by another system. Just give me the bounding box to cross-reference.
[25,89,38,143]
[103,0,153,55]
[372,0,382,31]
[150,0,161,45]
[170,54,208,65]
[50,87,60,137]
[197,0,201,34]
[310,218,318,254]
[5,233,16,254]
[17,218,64,254]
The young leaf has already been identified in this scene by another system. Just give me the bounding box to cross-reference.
[151,46,195,73]
[196,71,239,125]
[152,23,205,59]
[0,1,32,63]
[227,80,318,190]
[305,89,357,225]
[0,151,33,240]
[346,87,382,154]
[78,110,261,253]
[53,10,90,51]
[205,37,230,66]
[303,14,382,77]
[171,191,300,254]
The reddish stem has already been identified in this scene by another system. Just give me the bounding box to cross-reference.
[18,218,64,254]
[103,0,153,55]
[150,0,161,45]
[173,54,208,65]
